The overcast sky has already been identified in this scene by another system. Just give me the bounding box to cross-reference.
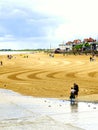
[0,0,98,49]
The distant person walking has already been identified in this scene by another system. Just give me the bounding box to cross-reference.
[0,61,3,66]
[90,56,92,62]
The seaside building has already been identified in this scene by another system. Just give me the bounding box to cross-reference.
[73,39,81,44]
[58,39,82,52]
[83,37,96,43]
[83,37,97,51]
[57,37,98,52]
[59,42,73,52]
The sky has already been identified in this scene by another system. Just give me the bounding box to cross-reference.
[0,0,98,49]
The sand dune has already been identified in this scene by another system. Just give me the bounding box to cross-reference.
[0,52,98,102]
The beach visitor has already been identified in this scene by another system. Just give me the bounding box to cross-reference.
[90,56,92,62]
[0,61,3,66]
[7,55,13,59]
[74,83,79,98]
[70,87,75,104]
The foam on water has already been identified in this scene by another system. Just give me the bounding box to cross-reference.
[0,89,98,130]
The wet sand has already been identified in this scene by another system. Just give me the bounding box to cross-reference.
[0,89,98,130]
[0,52,98,102]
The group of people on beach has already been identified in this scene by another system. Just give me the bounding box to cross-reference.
[7,55,13,59]
[49,53,54,58]
[70,83,79,104]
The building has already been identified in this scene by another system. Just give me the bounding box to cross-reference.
[83,37,96,43]
[59,42,73,52]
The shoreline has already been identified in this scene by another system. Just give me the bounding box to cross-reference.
[1,88,98,130]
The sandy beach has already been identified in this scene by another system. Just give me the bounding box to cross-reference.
[0,52,98,102]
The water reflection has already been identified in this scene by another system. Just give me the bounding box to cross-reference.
[70,102,78,113]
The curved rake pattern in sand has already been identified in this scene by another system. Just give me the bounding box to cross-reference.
[27,70,48,80]
[88,71,98,78]
[7,71,29,81]
[46,71,64,79]
[7,69,44,81]
[1,69,79,82]
[66,72,77,78]
[0,53,98,99]
[2,68,98,83]
[0,68,24,75]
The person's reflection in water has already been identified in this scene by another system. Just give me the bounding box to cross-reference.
[70,102,78,113]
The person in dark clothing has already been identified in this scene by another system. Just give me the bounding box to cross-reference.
[70,87,75,104]
[90,56,92,62]
[0,61,3,66]
[74,83,79,97]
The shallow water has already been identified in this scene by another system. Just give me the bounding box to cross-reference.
[0,89,98,130]
[0,51,31,55]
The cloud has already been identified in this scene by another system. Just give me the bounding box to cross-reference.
[0,0,98,49]
[0,1,63,37]
[0,1,64,49]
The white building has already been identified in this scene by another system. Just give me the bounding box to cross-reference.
[59,43,73,51]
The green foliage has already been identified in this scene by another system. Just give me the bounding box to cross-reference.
[74,44,83,50]
[84,43,90,47]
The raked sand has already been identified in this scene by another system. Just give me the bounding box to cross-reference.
[0,52,98,102]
